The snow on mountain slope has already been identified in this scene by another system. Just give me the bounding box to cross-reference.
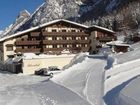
[17,0,80,31]
[16,0,133,31]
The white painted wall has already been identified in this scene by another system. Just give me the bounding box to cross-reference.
[3,38,16,61]
[22,55,75,74]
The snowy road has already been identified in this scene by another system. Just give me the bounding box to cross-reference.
[85,56,106,105]
[0,73,91,105]
[53,55,107,105]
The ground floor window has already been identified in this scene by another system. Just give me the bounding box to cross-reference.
[6,44,13,51]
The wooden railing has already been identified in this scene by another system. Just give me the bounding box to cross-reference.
[43,40,90,44]
[15,48,41,53]
[15,40,41,45]
[43,47,89,52]
[42,32,89,36]
[97,37,116,42]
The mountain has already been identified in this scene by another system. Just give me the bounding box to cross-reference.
[1,0,140,37]
[0,31,3,35]
[0,10,30,38]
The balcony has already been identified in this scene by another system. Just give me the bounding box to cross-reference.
[15,48,41,53]
[30,32,40,36]
[43,40,90,45]
[81,47,90,52]
[43,47,89,53]
[97,37,116,42]
[15,40,41,46]
[42,32,89,37]
[43,48,64,52]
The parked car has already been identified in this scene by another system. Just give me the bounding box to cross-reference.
[35,68,53,76]
[48,66,60,71]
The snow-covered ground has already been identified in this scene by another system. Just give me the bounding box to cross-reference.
[1,42,140,105]
[53,54,106,105]
[0,71,91,105]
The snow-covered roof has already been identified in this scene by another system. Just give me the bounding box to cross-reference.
[106,41,130,47]
[23,53,75,60]
[89,25,115,33]
[0,19,114,42]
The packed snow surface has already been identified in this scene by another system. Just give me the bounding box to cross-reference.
[0,71,91,105]
[53,54,106,105]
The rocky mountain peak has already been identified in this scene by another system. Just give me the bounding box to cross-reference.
[0,10,30,37]
[1,0,140,37]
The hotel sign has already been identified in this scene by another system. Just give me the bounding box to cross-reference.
[27,64,40,67]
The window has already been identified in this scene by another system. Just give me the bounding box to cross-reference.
[85,44,88,47]
[80,30,83,32]
[81,37,85,40]
[62,37,66,40]
[67,44,72,48]
[67,37,72,40]
[6,44,13,51]
[57,45,63,48]
[57,37,63,40]
[62,29,66,32]
[46,45,53,48]
[81,44,85,47]
[47,37,52,40]
[76,44,81,47]
[63,44,67,48]
[71,30,76,32]
[76,37,81,40]
[7,55,14,58]
[72,37,76,40]
[52,29,57,32]
[53,45,57,48]
[52,37,57,40]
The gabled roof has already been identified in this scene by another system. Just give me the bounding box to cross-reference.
[0,19,115,42]
[106,41,130,47]
[89,25,115,34]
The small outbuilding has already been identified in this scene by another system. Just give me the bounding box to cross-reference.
[107,41,130,53]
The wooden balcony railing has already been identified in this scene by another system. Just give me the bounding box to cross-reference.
[43,48,64,52]
[15,48,41,53]
[42,32,89,36]
[97,37,116,42]
[30,32,40,36]
[15,40,41,45]
[43,40,90,44]
[43,47,89,52]
[81,47,90,52]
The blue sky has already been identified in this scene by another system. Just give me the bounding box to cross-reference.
[0,0,44,30]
